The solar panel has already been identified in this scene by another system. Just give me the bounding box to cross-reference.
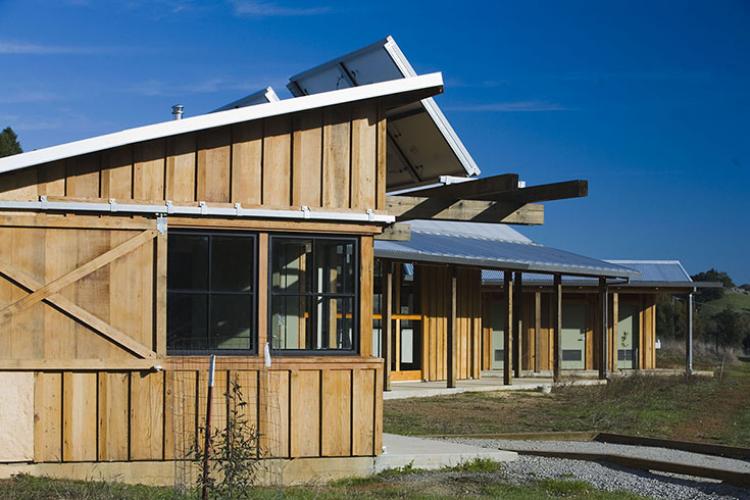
[212,87,280,112]
[287,36,481,190]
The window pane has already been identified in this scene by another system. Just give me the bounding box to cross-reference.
[315,240,355,294]
[271,295,312,350]
[210,295,253,350]
[211,236,254,292]
[271,238,312,294]
[168,293,208,351]
[399,264,419,315]
[315,296,354,350]
[168,235,208,290]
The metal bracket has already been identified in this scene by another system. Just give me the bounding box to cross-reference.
[366,209,375,221]
[39,195,48,210]
[234,202,242,216]
[199,201,208,215]
[301,206,311,219]
[165,200,175,215]
[108,199,118,213]
[156,215,168,234]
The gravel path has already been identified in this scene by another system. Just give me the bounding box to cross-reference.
[448,438,750,500]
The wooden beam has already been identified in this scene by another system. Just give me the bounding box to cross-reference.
[503,271,513,386]
[513,272,523,378]
[499,180,588,204]
[534,291,542,373]
[386,195,544,224]
[406,173,519,200]
[553,274,562,383]
[611,292,619,372]
[447,267,458,389]
[599,277,609,380]
[0,265,157,359]
[0,229,158,325]
[374,223,411,241]
[383,261,393,391]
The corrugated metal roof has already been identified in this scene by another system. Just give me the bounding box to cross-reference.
[482,260,691,286]
[374,221,637,278]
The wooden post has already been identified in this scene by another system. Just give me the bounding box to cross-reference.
[534,291,542,373]
[611,292,619,372]
[686,290,694,377]
[383,261,393,391]
[503,271,513,386]
[598,277,609,380]
[447,266,458,388]
[513,272,523,378]
[552,274,562,383]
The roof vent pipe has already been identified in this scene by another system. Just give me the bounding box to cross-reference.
[171,104,184,120]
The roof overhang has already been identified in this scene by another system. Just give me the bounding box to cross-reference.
[0,72,444,175]
[287,35,480,189]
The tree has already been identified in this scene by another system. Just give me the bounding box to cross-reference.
[706,307,750,350]
[0,127,22,158]
[691,268,733,302]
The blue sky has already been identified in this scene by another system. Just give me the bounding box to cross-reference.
[1,0,748,283]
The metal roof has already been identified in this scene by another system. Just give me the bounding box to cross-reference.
[0,73,443,174]
[374,220,638,279]
[482,260,695,287]
[212,86,279,112]
[287,35,481,189]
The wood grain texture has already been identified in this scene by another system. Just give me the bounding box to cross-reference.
[352,369,375,456]
[164,370,198,461]
[130,371,164,460]
[322,106,351,209]
[197,127,231,203]
[66,155,100,199]
[34,372,62,462]
[350,105,377,210]
[262,116,292,207]
[166,134,196,202]
[290,370,320,458]
[321,369,351,456]
[98,372,130,461]
[259,370,290,458]
[62,372,97,461]
[231,122,263,205]
[101,147,133,200]
[291,111,322,207]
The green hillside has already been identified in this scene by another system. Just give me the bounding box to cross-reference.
[702,289,750,315]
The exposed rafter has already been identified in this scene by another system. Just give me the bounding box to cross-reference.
[386,196,544,225]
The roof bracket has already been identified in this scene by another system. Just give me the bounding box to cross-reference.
[367,208,375,221]
[199,201,208,215]
[234,202,242,216]
[301,205,311,219]
[108,199,118,213]
[156,215,168,234]
[165,200,175,214]
[39,195,48,210]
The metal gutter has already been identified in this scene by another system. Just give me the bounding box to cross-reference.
[0,197,395,224]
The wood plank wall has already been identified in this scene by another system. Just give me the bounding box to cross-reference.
[481,289,658,372]
[0,216,157,360]
[0,103,386,212]
[27,364,382,464]
[419,266,481,381]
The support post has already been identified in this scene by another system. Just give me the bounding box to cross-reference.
[383,261,393,391]
[534,291,542,373]
[553,274,562,383]
[611,292,619,372]
[503,271,514,385]
[686,290,694,377]
[598,277,609,380]
[447,266,458,388]
[513,272,524,378]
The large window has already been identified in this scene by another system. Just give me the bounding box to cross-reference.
[270,236,358,353]
[167,231,257,354]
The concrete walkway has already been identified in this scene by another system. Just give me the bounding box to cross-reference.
[384,377,606,400]
[375,434,517,471]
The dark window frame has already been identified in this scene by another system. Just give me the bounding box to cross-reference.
[268,234,360,356]
[167,229,259,356]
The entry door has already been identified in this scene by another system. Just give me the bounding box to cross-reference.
[489,303,506,370]
[617,304,639,369]
[562,303,586,369]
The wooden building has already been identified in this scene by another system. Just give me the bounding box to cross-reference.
[372,222,708,387]
[0,74,454,483]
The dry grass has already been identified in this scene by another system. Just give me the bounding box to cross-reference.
[385,362,750,446]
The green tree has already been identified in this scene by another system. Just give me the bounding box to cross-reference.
[691,268,732,302]
[0,127,22,157]
[706,307,750,350]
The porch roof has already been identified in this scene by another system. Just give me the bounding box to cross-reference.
[374,220,638,279]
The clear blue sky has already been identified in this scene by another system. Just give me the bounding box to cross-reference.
[1,0,748,283]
